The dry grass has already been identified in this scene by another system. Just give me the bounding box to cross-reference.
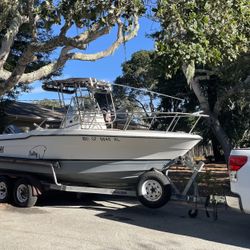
[168,163,231,197]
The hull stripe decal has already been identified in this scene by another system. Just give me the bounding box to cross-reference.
[0,133,201,141]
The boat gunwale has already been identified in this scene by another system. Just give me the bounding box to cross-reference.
[0,129,202,141]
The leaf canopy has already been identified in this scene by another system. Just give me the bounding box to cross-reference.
[153,0,249,75]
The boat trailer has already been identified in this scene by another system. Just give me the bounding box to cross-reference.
[0,156,228,217]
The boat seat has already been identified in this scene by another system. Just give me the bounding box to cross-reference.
[3,125,22,134]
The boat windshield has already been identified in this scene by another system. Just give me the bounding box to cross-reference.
[67,96,98,113]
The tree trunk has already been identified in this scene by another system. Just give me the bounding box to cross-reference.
[211,135,224,162]
[190,77,232,162]
[208,113,232,161]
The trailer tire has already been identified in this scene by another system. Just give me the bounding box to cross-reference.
[0,176,11,203]
[13,178,38,207]
[137,171,171,208]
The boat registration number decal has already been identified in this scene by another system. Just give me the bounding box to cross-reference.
[0,146,4,153]
[82,136,120,142]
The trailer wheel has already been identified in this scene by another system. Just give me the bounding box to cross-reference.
[13,178,37,207]
[0,176,11,203]
[137,171,171,208]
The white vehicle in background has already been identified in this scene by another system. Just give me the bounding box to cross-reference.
[228,149,250,214]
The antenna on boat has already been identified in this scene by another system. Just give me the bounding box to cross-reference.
[112,83,184,102]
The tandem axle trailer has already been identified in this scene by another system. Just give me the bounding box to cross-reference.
[0,155,216,217]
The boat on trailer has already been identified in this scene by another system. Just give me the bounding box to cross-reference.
[0,78,206,208]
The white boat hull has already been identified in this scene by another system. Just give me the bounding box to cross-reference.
[0,129,201,160]
[0,129,201,188]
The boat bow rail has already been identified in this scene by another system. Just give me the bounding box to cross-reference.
[40,78,208,133]
[63,110,208,133]
[116,110,208,133]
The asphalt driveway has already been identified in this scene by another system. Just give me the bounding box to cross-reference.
[0,194,250,250]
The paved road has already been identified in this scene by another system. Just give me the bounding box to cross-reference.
[0,194,250,250]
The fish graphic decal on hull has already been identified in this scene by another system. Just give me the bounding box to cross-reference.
[29,145,47,159]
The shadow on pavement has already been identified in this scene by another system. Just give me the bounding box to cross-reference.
[36,192,250,249]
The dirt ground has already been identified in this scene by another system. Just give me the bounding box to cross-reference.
[168,163,230,197]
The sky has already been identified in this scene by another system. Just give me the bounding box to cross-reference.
[19,17,158,101]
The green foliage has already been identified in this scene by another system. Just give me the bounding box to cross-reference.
[0,0,145,98]
[33,99,62,108]
[39,0,145,30]
[114,50,199,112]
[148,0,249,157]
[216,53,250,147]
[115,49,250,149]
[221,95,250,147]
[116,50,158,89]
[2,27,54,73]
[1,83,31,100]
[0,0,62,99]
[114,50,204,133]
[152,0,250,76]
[114,50,160,113]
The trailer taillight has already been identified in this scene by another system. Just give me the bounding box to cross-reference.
[229,155,248,171]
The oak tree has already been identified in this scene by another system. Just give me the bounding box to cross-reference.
[152,0,250,159]
[0,0,144,96]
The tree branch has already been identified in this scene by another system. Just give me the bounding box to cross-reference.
[69,16,139,61]
[31,14,116,53]
[0,13,139,93]
[0,46,73,93]
[0,12,29,69]
[0,0,19,32]
[10,16,139,84]
[189,76,210,113]
[28,0,38,40]
[76,16,116,45]
[131,96,150,117]
[3,47,35,93]
[17,46,72,84]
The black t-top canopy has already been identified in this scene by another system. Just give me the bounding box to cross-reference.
[42,78,111,94]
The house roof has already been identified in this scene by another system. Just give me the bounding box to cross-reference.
[0,100,64,122]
